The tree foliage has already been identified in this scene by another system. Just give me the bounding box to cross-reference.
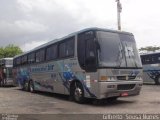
[139,46,160,52]
[0,44,23,59]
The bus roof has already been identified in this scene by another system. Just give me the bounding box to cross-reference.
[14,27,133,58]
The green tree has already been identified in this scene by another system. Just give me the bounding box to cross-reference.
[0,47,4,59]
[0,44,23,59]
[139,46,160,52]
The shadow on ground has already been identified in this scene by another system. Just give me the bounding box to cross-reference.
[14,88,136,107]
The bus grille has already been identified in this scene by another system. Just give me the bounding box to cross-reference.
[117,84,135,90]
[117,76,136,80]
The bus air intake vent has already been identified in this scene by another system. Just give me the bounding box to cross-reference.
[117,84,135,90]
[117,76,136,80]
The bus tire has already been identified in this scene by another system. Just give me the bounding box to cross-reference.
[155,76,160,85]
[72,81,85,103]
[29,80,35,93]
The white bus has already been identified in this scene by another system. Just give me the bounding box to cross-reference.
[0,58,14,86]
[141,52,160,85]
[13,28,143,103]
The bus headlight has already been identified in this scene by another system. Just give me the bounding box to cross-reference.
[100,76,108,81]
[100,76,116,81]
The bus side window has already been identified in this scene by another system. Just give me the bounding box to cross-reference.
[46,44,58,61]
[66,38,74,57]
[141,56,146,65]
[16,57,21,66]
[59,42,66,58]
[21,55,28,65]
[28,52,35,64]
[59,37,75,59]
[36,49,45,63]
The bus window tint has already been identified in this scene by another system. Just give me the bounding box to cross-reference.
[141,53,160,65]
[77,31,95,69]
[21,55,27,65]
[59,37,74,58]
[66,38,74,56]
[46,44,57,60]
[36,49,45,63]
[28,53,35,64]
[97,31,121,67]
[59,42,66,58]
[16,57,21,66]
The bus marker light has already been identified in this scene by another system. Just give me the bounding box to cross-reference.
[100,76,108,81]
[121,92,128,97]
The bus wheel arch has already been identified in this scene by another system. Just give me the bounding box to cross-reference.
[70,80,85,103]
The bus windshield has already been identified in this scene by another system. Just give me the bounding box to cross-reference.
[97,31,142,68]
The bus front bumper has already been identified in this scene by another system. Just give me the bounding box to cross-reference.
[98,81,143,99]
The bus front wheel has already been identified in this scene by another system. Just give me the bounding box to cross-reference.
[29,80,35,93]
[72,82,85,103]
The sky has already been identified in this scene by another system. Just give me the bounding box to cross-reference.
[0,0,160,51]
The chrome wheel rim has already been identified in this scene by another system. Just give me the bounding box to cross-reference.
[30,82,33,92]
[74,87,82,101]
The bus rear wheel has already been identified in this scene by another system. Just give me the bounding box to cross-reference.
[72,82,85,103]
[29,80,35,93]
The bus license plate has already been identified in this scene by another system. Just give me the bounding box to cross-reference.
[121,92,128,97]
